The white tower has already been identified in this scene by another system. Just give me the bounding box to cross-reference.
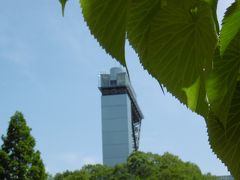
[98,67,143,166]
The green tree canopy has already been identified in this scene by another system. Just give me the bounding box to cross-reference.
[60,0,240,178]
[53,151,217,180]
[0,111,47,180]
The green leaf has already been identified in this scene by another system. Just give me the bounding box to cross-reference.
[206,32,240,126]
[220,1,240,55]
[80,0,129,65]
[207,82,240,179]
[127,0,217,117]
[59,0,68,16]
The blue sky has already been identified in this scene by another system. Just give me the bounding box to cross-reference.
[0,0,234,176]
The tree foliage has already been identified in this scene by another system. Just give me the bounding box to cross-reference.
[0,111,47,180]
[53,151,217,180]
[60,0,240,178]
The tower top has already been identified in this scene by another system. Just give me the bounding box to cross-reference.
[110,67,123,80]
[98,67,143,120]
[99,67,131,90]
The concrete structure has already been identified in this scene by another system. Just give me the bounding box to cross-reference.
[99,67,143,166]
[218,176,234,180]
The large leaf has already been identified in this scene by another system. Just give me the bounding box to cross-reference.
[207,82,240,179]
[207,31,240,126]
[80,0,129,65]
[220,1,240,55]
[127,0,217,117]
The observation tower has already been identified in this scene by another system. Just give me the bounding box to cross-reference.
[98,67,144,166]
